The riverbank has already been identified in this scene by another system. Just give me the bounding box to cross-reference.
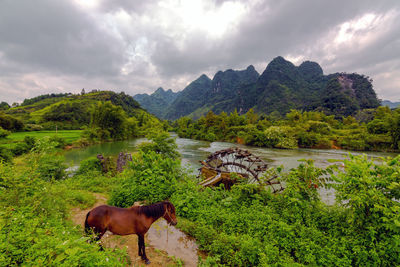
[174,109,400,153]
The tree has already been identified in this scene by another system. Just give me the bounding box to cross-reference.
[388,109,400,149]
[0,102,10,110]
[245,108,258,124]
[139,131,179,160]
[90,102,128,140]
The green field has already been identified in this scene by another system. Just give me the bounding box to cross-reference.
[0,130,82,148]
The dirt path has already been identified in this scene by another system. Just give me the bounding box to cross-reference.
[70,194,180,267]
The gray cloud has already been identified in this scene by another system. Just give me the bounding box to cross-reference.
[0,0,399,104]
[0,0,125,77]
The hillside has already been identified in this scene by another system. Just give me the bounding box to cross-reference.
[138,57,380,120]
[164,74,213,120]
[3,90,155,130]
[133,87,180,118]
[382,100,400,109]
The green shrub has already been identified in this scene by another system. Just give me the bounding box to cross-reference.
[367,119,389,134]
[0,127,10,138]
[109,151,181,207]
[11,142,30,156]
[306,121,331,134]
[75,157,102,175]
[0,147,12,162]
[33,154,67,181]
[264,126,297,149]
[296,131,319,147]
[138,131,179,160]
[0,162,127,266]
[49,135,67,148]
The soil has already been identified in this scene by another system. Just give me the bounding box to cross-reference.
[70,194,180,267]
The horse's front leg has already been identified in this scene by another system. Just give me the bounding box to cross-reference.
[137,234,142,257]
[138,234,150,264]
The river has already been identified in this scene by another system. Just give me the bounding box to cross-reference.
[65,134,397,173]
[64,135,397,204]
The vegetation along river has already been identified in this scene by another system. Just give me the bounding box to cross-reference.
[64,134,397,202]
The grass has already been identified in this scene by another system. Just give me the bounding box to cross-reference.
[0,130,83,147]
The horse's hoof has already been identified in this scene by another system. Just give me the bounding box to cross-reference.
[145,259,151,265]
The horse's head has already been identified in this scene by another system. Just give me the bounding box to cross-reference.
[163,201,177,226]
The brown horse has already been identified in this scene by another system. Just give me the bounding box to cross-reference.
[84,201,177,264]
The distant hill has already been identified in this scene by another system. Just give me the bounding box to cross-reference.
[139,56,380,120]
[5,90,156,130]
[382,100,400,109]
[133,87,180,118]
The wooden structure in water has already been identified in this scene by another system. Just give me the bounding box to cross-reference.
[198,147,284,192]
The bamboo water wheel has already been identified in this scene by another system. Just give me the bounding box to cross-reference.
[199,147,284,192]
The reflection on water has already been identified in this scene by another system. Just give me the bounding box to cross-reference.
[147,219,201,267]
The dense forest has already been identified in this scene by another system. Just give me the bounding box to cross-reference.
[135,57,380,120]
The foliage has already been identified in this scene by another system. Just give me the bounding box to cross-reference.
[138,131,180,160]
[0,112,24,131]
[263,126,297,149]
[0,147,12,163]
[75,157,102,176]
[89,101,129,140]
[0,159,127,266]
[107,148,400,266]
[4,91,150,133]
[109,150,181,207]
[174,107,400,152]
[21,93,71,106]
[0,101,10,110]
[27,137,67,181]
[0,127,11,138]
[42,101,90,128]
[331,155,400,264]
[10,136,37,156]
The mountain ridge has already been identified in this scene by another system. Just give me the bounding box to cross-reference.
[134,57,380,120]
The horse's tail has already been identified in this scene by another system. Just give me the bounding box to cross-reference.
[84,211,91,235]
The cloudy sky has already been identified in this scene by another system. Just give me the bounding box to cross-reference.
[1,0,399,104]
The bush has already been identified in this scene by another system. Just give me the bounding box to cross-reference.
[367,119,389,134]
[33,154,67,181]
[296,131,319,148]
[264,126,297,149]
[0,127,10,138]
[11,142,30,156]
[306,121,331,134]
[75,157,102,175]
[25,124,43,131]
[0,147,12,163]
[0,162,127,266]
[49,135,67,148]
[138,131,179,160]
[109,151,181,207]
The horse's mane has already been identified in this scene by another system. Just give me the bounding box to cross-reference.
[138,201,174,218]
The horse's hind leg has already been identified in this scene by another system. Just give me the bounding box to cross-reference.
[137,234,142,257]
